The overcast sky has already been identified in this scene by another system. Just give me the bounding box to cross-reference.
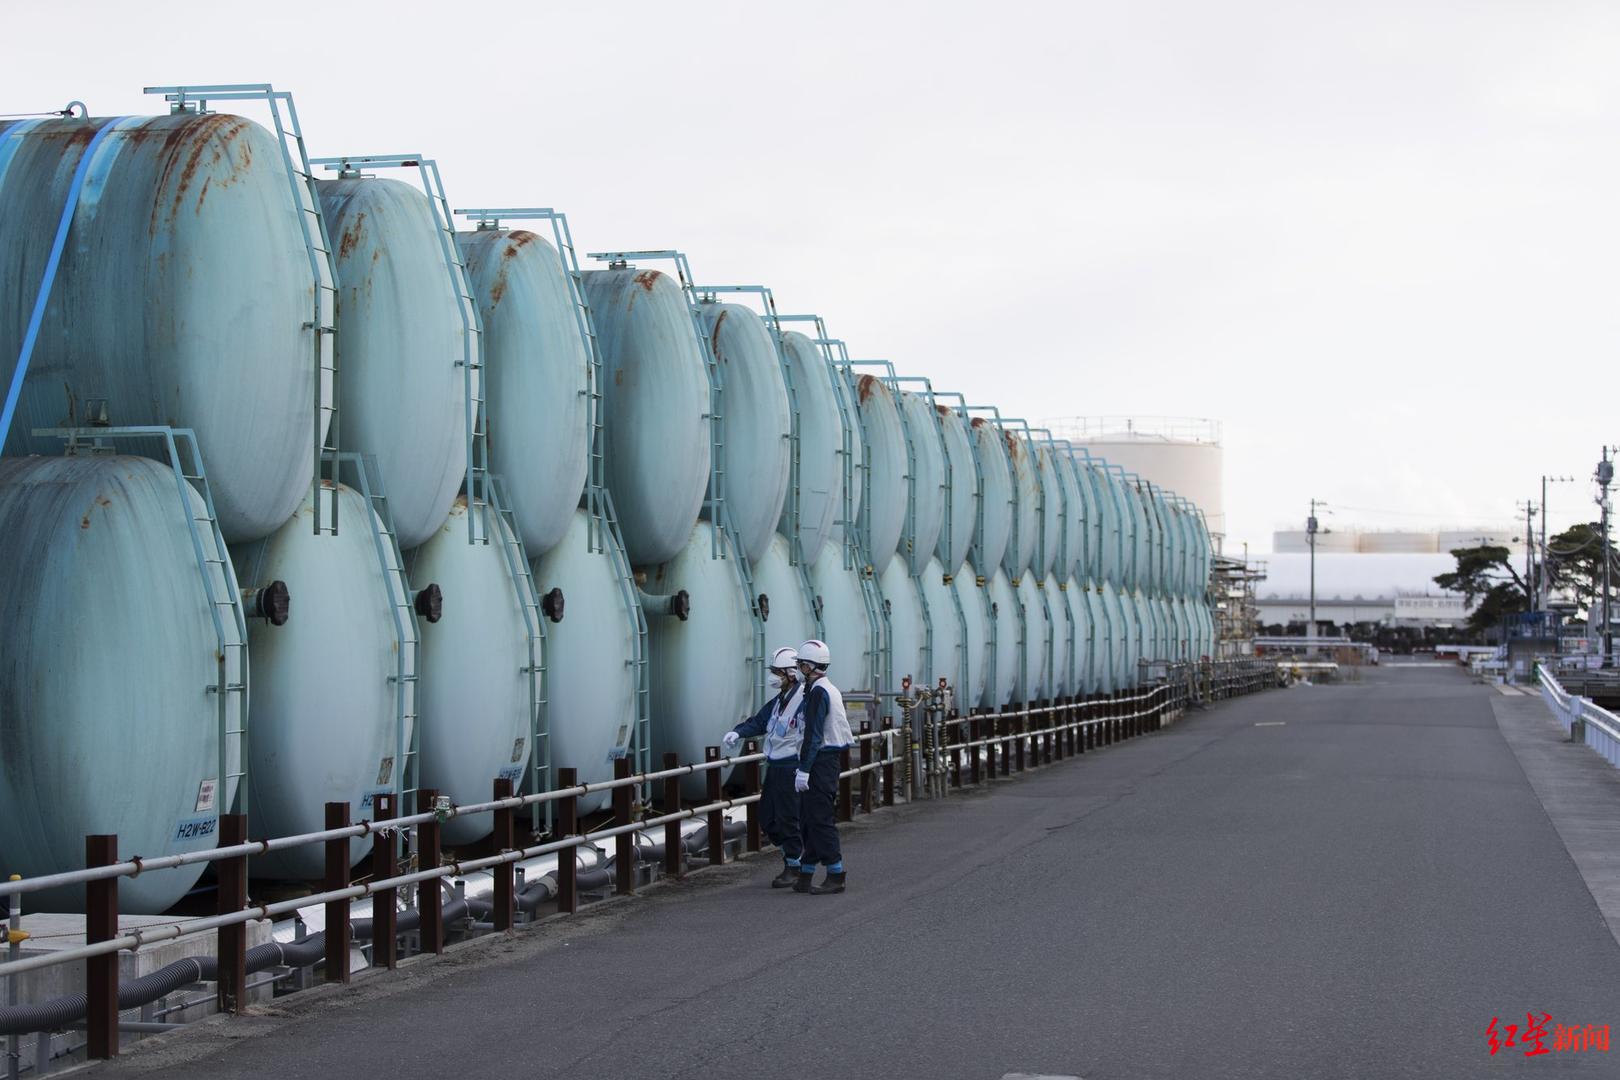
[9,0,1615,553]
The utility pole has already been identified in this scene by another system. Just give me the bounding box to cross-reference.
[1599,450,1614,667]
[1519,499,1536,608]
[1307,499,1320,653]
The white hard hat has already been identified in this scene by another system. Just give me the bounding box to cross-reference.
[797,639,831,669]
[769,646,799,671]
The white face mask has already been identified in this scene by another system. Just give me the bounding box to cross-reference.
[770,670,797,691]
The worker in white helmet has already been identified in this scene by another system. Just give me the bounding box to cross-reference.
[722,646,807,888]
[791,638,853,894]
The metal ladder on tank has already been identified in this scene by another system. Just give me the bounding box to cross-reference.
[485,474,549,833]
[337,453,421,818]
[34,423,251,818]
[310,154,487,545]
[587,250,769,710]
[146,85,342,537]
[896,376,971,697]
[453,208,609,553]
[699,285,825,640]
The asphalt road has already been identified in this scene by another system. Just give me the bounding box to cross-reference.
[95,665,1620,1079]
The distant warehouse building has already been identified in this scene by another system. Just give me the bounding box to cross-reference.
[1255,551,1473,647]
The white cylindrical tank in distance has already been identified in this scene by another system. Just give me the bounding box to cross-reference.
[582,268,711,567]
[316,176,468,550]
[407,498,532,846]
[644,522,752,796]
[778,331,853,566]
[810,539,876,694]
[456,227,590,557]
[851,373,907,573]
[897,391,945,575]
[231,482,413,878]
[0,113,322,543]
[0,455,245,912]
[696,303,791,563]
[532,509,639,815]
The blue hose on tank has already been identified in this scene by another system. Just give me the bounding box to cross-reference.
[0,115,129,447]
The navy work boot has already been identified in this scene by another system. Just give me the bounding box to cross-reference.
[811,871,846,895]
[771,861,799,889]
[793,865,817,893]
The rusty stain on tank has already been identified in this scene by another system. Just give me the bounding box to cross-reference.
[632,270,659,293]
[857,374,880,403]
[338,210,367,260]
[709,308,729,363]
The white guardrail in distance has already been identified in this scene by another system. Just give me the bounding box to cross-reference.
[1537,667,1620,768]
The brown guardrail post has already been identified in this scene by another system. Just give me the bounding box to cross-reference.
[969,714,982,784]
[881,720,896,806]
[612,758,634,896]
[493,779,516,929]
[705,747,725,866]
[216,813,248,1014]
[324,802,351,983]
[418,788,443,955]
[372,793,398,969]
[744,743,762,852]
[1053,703,1064,762]
[557,768,578,913]
[662,753,683,878]
[85,834,118,1060]
[860,721,875,811]
[948,716,962,788]
[837,747,853,822]
[1015,708,1026,773]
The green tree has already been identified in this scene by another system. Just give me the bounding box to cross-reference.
[1545,522,1620,616]
[1433,545,1528,636]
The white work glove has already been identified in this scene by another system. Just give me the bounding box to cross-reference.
[794,770,810,793]
[721,732,741,754]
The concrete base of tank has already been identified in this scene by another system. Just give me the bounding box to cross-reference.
[7,912,272,1069]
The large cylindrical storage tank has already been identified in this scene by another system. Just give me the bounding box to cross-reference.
[407,499,530,846]
[0,113,321,543]
[1118,590,1141,688]
[969,418,1013,574]
[1089,584,1114,695]
[582,269,711,567]
[851,374,907,572]
[955,574,990,709]
[1083,461,1114,586]
[1064,579,1090,696]
[1100,581,1128,692]
[984,568,1019,708]
[897,391,945,575]
[1049,585,1075,698]
[809,540,876,694]
[1056,452,1087,583]
[919,558,963,696]
[232,483,409,878]
[880,555,927,689]
[1015,576,1050,703]
[1033,444,1063,582]
[751,532,819,652]
[531,510,637,815]
[0,455,243,912]
[695,303,790,563]
[456,227,589,557]
[1171,596,1191,661]
[779,331,852,566]
[315,176,468,550]
[1003,433,1039,577]
[645,522,752,796]
[935,406,976,575]
[1067,418,1225,537]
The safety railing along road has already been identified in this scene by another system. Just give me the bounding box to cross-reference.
[0,660,1275,1069]
[1537,666,1620,769]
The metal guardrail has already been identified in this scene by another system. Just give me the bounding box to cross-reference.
[0,660,1276,1069]
[1537,666,1620,768]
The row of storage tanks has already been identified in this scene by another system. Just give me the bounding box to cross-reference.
[0,94,1215,912]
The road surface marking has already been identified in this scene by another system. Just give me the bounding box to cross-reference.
[1255,721,1286,726]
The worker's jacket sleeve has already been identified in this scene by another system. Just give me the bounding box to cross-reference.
[796,684,830,769]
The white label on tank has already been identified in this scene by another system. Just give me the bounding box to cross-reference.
[510,738,526,764]
[376,757,394,786]
[194,778,217,813]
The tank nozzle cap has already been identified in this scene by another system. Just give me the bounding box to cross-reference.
[541,587,565,623]
[415,584,443,624]
[243,581,291,626]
